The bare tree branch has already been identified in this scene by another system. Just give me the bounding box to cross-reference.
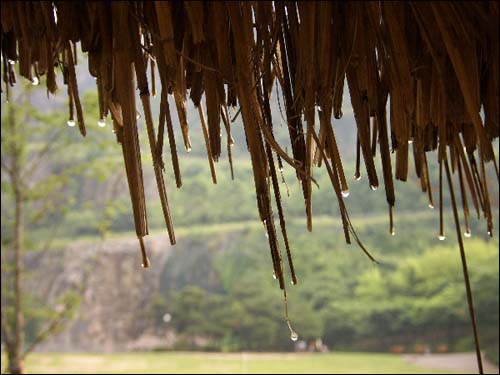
[1,157,13,175]
[0,306,13,347]
[22,127,66,180]
[21,242,98,359]
[28,189,65,224]
[21,306,70,359]
[35,214,66,261]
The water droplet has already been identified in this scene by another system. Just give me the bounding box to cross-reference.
[428,203,434,209]
[97,119,106,128]
[272,272,277,280]
[290,331,299,341]
[487,231,492,237]
[67,119,76,127]
[31,77,39,86]
[136,112,141,120]
[464,229,471,238]
[279,167,284,172]
[438,234,446,241]
[370,184,378,191]
[162,313,172,323]
[341,190,350,198]
[186,146,192,153]
[291,279,297,285]
[354,174,361,181]
[8,59,16,65]
[390,229,396,236]
[408,139,414,144]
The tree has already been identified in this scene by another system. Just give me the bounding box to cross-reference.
[1,84,121,374]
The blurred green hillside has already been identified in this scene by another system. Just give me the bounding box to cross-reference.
[1,79,498,364]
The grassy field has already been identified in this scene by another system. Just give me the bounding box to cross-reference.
[1,352,466,374]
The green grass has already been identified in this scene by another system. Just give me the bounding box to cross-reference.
[1,352,463,374]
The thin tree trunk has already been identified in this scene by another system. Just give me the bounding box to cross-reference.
[7,104,26,374]
[9,186,25,374]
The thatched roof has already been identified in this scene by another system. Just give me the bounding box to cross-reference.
[1,1,498,283]
[2,2,498,370]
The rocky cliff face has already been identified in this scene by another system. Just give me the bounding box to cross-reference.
[28,228,238,352]
[30,234,173,352]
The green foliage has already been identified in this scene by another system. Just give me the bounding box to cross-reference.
[150,218,499,354]
[319,239,499,352]
[164,282,321,352]
[1,89,124,243]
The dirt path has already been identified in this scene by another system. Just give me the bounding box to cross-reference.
[402,352,499,374]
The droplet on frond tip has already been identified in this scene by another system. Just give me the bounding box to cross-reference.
[139,237,149,268]
[141,257,150,268]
